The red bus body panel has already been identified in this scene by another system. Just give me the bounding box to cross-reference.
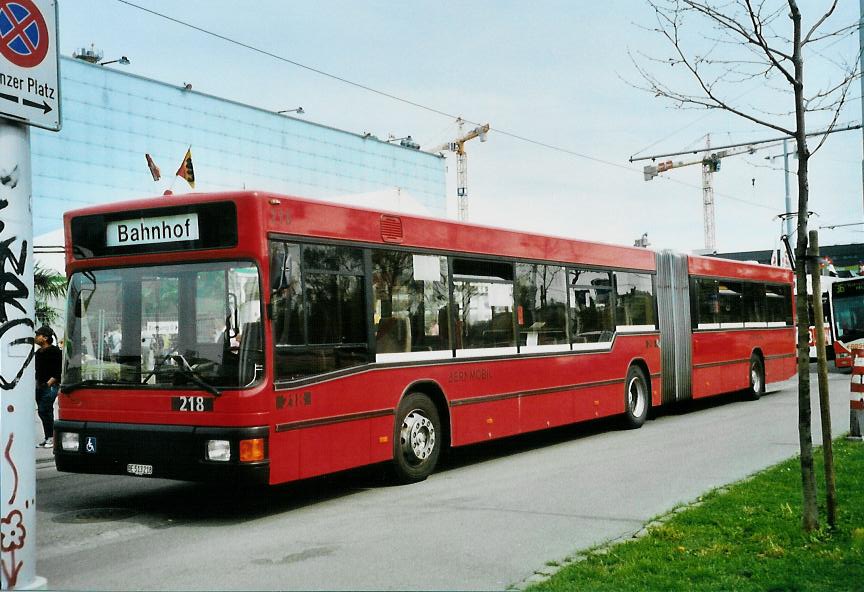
[60,192,795,485]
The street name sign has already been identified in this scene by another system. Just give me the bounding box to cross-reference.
[0,0,60,131]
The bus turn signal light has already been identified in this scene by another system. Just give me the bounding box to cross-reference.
[239,438,265,462]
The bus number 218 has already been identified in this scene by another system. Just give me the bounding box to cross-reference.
[172,396,213,412]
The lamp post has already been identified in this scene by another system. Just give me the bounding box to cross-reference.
[278,107,304,115]
[100,56,130,66]
[386,135,420,150]
[765,139,796,241]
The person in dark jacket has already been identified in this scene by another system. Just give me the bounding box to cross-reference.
[35,326,62,448]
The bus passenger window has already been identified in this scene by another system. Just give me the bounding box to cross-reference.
[372,251,450,355]
[269,242,370,381]
[452,258,516,350]
[695,278,720,327]
[717,282,743,325]
[614,272,656,329]
[569,269,614,344]
[515,263,568,346]
[742,283,766,324]
[765,284,793,325]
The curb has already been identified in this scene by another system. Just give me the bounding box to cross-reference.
[36,453,55,466]
[508,487,736,591]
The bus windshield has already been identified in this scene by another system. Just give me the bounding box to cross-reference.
[833,291,864,344]
[64,261,263,391]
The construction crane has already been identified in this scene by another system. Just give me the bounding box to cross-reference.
[632,123,861,253]
[637,135,772,253]
[430,118,490,221]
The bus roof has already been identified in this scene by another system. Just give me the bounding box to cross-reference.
[63,190,791,283]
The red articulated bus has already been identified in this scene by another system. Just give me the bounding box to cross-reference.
[54,191,796,485]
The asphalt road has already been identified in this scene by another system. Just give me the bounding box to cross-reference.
[35,367,855,590]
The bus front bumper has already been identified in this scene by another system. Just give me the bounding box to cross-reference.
[53,420,270,484]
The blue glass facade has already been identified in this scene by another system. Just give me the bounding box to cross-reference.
[31,57,446,236]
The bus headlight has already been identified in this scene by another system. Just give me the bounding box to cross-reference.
[206,440,231,462]
[60,432,80,452]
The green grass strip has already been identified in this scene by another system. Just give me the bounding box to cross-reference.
[527,438,864,592]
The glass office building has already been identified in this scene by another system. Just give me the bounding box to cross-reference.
[31,57,446,238]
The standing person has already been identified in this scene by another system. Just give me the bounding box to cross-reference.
[35,326,62,448]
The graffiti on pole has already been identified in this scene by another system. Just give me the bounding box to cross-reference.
[0,163,33,588]
[0,165,34,391]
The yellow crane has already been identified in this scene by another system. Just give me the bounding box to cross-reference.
[430,118,490,221]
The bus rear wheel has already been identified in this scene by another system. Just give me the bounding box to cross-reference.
[623,365,649,429]
[745,355,765,401]
[392,393,442,483]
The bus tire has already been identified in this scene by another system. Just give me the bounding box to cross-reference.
[623,365,649,429]
[745,355,765,401]
[392,392,442,483]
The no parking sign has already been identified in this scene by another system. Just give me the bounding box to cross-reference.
[0,0,59,131]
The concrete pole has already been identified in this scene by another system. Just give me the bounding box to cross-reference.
[0,120,44,590]
[783,138,793,241]
[860,0,864,221]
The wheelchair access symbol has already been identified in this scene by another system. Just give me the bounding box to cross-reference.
[85,436,97,453]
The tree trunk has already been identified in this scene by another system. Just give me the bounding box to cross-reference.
[789,0,819,532]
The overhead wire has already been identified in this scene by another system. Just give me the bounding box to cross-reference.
[113,0,795,214]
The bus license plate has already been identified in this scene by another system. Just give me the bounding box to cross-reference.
[127,464,153,477]
[171,396,214,412]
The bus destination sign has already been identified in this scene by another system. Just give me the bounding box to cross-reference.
[70,201,238,258]
[106,213,200,247]
[835,280,864,296]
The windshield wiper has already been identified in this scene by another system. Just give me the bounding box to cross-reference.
[170,354,222,397]
[61,378,139,394]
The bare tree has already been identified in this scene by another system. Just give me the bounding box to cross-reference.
[633,0,859,531]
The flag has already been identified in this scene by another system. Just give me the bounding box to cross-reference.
[175,147,195,188]
[145,153,161,181]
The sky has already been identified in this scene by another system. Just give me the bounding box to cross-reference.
[55,0,864,255]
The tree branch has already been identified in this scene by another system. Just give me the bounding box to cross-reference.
[802,0,838,45]
[811,71,856,155]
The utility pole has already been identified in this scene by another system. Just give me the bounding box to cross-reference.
[859,0,864,220]
[765,139,796,242]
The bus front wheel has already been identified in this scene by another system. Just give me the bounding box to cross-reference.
[623,365,649,429]
[392,393,442,483]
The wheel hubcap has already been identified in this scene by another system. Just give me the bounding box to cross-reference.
[400,410,435,464]
[628,377,646,418]
[751,365,762,393]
